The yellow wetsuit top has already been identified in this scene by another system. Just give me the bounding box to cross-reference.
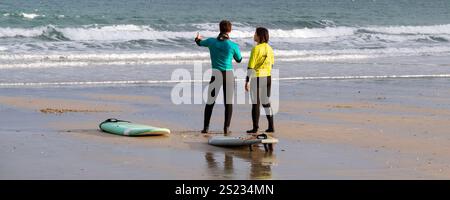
[248,42,274,77]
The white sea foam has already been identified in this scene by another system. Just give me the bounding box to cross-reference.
[0,27,46,38]
[21,13,42,19]
[0,23,449,69]
[0,24,449,41]
[362,24,450,35]
[0,46,449,69]
[60,25,197,41]
[275,46,450,59]
[267,27,355,38]
[0,51,212,62]
[1,46,448,61]
[1,74,449,88]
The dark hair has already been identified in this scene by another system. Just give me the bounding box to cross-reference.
[219,20,232,33]
[255,27,269,43]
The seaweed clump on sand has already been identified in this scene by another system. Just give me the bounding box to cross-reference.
[39,108,101,114]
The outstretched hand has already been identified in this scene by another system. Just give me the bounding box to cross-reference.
[245,82,250,92]
[195,32,203,40]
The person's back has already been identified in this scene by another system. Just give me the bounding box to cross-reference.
[195,20,242,134]
[196,36,241,71]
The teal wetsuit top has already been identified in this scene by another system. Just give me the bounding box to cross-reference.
[196,37,242,71]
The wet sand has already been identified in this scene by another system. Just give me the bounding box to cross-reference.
[0,96,127,113]
[1,79,450,179]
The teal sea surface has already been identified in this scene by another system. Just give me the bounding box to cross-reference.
[0,0,450,86]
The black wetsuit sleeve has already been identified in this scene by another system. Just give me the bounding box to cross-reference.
[195,38,202,46]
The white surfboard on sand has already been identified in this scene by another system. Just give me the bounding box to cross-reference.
[208,134,278,151]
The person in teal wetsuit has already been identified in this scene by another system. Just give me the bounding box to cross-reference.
[195,20,242,134]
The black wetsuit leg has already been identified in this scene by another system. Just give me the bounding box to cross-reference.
[223,71,234,132]
[250,76,273,131]
[203,70,234,133]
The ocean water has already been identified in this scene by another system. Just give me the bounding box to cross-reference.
[0,0,450,86]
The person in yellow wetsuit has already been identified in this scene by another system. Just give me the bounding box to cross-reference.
[245,27,275,133]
